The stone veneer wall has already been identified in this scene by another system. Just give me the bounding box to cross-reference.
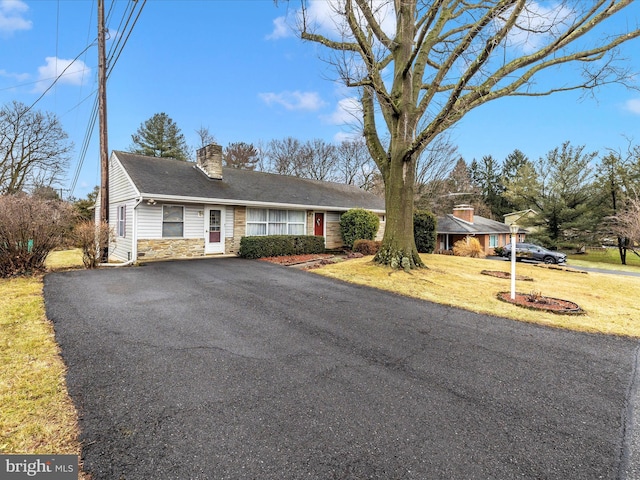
[137,238,204,260]
[226,206,246,254]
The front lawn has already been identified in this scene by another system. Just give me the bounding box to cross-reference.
[0,250,83,458]
[567,247,640,269]
[314,254,640,337]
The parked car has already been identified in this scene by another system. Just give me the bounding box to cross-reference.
[501,243,567,264]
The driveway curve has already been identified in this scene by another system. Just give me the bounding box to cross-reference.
[44,257,638,479]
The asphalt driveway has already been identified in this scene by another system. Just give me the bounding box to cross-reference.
[44,258,639,479]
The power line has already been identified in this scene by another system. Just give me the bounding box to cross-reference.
[69,0,147,197]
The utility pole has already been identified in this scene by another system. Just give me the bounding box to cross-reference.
[98,0,109,260]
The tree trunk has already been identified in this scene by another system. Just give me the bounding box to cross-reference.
[374,152,424,269]
[618,236,627,265]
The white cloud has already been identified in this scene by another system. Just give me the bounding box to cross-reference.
[300,0,395,39]
[624,98,640,115]
[499,1,575,54]
[322,96,361,125]
[259,90,326,111]
[266,16,292,40]
[0,0,31,35]
[34,57,91,93]
[333,130,361,143]
[0,68,29,82]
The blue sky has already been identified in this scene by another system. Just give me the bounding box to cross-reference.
[1,0,639,199]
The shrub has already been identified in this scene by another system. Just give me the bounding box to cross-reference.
[239,235,325,259]
[71,220,113,268]
[353,239,381,255]
[340,208,380,249]
[414,210,437,253]
[0,194,75,277]
[493,246,505,257]
[452,237,485,258]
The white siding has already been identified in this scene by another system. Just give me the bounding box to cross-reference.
[110,199,135,261]
[137,203,204,240]
[107,155,139,261]
[225,207,234,238]
[109,155,138,203]
[184,206,204,239]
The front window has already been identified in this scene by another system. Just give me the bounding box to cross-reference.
[246,208,306,236]
[162,205,184,237]
[489,235,498,248]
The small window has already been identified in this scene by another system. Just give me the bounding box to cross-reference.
[162,205,184,237]
[117,205,126,237]
[489,235,498,248]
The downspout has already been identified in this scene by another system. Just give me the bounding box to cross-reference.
[98,196,143,267]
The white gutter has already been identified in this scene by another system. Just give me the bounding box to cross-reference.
[137,192,386,214]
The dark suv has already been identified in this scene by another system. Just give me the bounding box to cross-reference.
[501,243,567,264]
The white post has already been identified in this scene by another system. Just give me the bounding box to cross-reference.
[510,224,519,300]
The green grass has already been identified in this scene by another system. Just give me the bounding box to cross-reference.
[567,247,640,269]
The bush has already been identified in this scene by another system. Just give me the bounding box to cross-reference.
[0,194,75,277]
[340,208,380,249]
[353,239,381,255]
[71,220,113,268]
[452,237,485,258]
[414,210,437,253]
[239,235,325,259]
[493,246,505,257]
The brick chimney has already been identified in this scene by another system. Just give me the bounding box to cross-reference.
[452,204,474,223]
[196,143,223,179]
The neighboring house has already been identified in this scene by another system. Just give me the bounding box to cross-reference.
[437,205,526,255]
[99,144,386,262]
[504,208,540,233]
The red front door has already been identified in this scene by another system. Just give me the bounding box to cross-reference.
[314,213,324,236]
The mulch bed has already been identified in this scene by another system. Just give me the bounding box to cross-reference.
[480,270,534,281]
[497,291,584,315]
[258,254,335,266]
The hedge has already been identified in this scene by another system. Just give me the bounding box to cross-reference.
[340,208,380,249]
[238,235,325,259]
[414,210,437,253]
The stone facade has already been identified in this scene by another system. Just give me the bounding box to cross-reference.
[137,238,204,260]
[226,206,246,255]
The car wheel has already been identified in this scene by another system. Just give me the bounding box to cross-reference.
[543,256,556,264]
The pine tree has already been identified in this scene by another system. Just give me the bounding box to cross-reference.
[129,113,190,161]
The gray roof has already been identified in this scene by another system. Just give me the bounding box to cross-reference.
[114,151,385,211]
[437,214,516,234]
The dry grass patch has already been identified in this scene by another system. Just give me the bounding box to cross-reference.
[0,276,80,454]
[314,254,640,337]
[46,248,84,271]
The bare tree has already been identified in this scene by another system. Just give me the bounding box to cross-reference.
[266,137,304,175]
[611,196,640,263]
[336,137,379,190]
[224,142,260,170]
[195,125,217,148]
[301,139,338,181]
[0,101,72,194]
[293,0,640,268]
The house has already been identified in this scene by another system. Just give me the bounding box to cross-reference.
[437,205,526,255]
[504,208,540,233]
[102,144,386,262]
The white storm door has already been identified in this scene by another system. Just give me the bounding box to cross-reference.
[205,206,225,254]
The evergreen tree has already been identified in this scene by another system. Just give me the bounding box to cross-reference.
[504,142,597,246]
[470,155,508,219]
[129,113,190,161]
